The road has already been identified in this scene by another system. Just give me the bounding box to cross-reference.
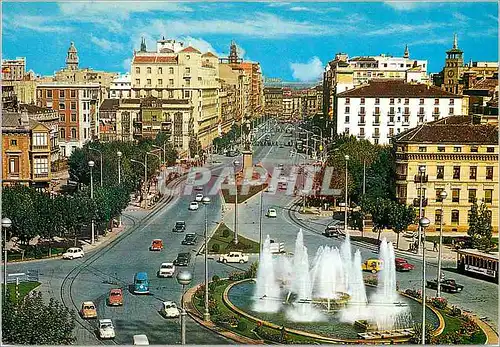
[7,122,498,343]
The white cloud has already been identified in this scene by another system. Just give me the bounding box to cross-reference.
[122,58,131,72]
[289,6,341,13]
[407,37,448,46]
[290,56,323,82]
[267,2,291,7]
[383,1,423,11]
[179,36,222,56]
[364,23,443,36]
[90,35,124,51]
[453,12,470,22]
[58,2,192,19]
[4,15,71,32]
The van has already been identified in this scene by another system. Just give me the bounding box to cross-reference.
[133,272,150,294]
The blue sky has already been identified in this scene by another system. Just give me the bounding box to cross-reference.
[3,1,498,82]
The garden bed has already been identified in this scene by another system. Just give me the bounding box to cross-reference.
[222,183,267,204]
[207,223,260,254]
[2,281,41,303]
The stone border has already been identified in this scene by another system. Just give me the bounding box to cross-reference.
[222,279,445,344]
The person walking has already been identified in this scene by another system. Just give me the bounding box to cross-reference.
[433,241,438,251]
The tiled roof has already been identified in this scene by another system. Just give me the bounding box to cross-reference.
[19,103,55,114]
[99,99,119,110]
[350,57,377,61]
[133,55,177,64]
[201,52,218,58]
[179,46,201,54]
[337,80,461,98]
[120,98,141,104]
[393,115,498,144]
[156,56,177,63]
[469,77,498,91]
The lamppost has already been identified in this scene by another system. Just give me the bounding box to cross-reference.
[419,216,431,344]
[233,160,240,245]
[176,270,192,345]
[437,190,447,298]
[88,160,95,244]
[117,151,122,227]
[344,154,350,234]
[89,147,103,187]
[417,166,427,253]
[2,217,12,297]
[202,195,211,322]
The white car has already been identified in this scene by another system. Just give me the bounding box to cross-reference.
[195,193,203,202]
[218,251,249,264]
[161,301,180,318]
[266,208,277,218]
[157,262,175,278]
[98,319,116,339]
[62,247,84,260]
[133,335,149,345]
[266,185,275,193]
[189,202,199,210]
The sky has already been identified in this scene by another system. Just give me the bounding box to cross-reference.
[2,1,498,82]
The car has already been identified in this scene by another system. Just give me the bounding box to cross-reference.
[107,288,123,306]
[150,239,163,251]
[265,185,275,192]
[133,335,150,345]
[266,208,277,218]
[80,301,97,319]
[278,163,284,169]
[173,252,191,266]
[189,202,199,210]
[426,278,464,293]
[62,247,84,260]
[158,262,175,278]
[133,272,150,294]
[181,233,197,245]
[323,225,343,238]
[395,258,415,272]
[195,193,204,202]
[172,221,186,232]
[195,185,204,191]
[361,259,384,273]
[160,301,180,318]
[98,319,116,339]
[218,251,249,264]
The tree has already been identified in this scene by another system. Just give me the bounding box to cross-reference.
[2,290,76,345]
[467,201,493,251]
[389,203,416,249]
[1,186,39,245]
[361,197,393,245]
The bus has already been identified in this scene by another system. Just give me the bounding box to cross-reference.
[456,248,498,282]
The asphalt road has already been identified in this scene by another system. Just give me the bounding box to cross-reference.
[7,123,498,343]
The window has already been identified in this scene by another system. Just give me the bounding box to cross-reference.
[435,209,442,224]
[436,188,444,202]
[345,128,350,135]
[60,90,65,98]
[169,79,174,86]
[185,79,190,87]
[169,67,174,74]
[434,98,439,105]
[60,113,65,122]
[486,166,493,180]
[146,79,151,85]
[389,128,394,137]
[71,128,77,139]
[449,108,454,115]
[33,157,49,175]
[359,128,365,136]
[468,189,477,203]
[437,146,445,152]
[419,146,426,152]
[60,128,65,139]
[84,128,87,139]
[389,107,395,115]
[147,67,151,74]
[185,67,191,74]
[470,146,478,152]
[47,90,53,98]
[184,90,190,98]
[449,98,454,105]
[453,146,461,152]
[470,166,477,180]
[8,156,19,174]
[345,106,350,114]
[390,98,395,104]
[70,89,76,98]
[453,166,460,179]
[484,189,493,204]
[419,107,424,115]
[135,67,140,74]
[433,107,440,116]
[10,139,17,146]
[374,107,380,115]
[168,90,174,98]
[186,55,190,60]
[360,97,365,104]
[33,132,47,146]
[487,147,494,153]
[70,102,76,110]
[452,189,460,203]
[158,67,163,74]
[360,107,365,114]
[59,102,65,110]
[135,79,140,85]
[345,115,350,123]
[71,113,77,122]
[389,115,395,123]
[419,98,424,105]
[404,98,409,105]
[375,98,380,104]
[451,210,459,225]
[158,79,163,86]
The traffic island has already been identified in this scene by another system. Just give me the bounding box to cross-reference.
[207,223,260,254]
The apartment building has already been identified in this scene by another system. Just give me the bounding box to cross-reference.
[36,83,101,157]
[110,73,132,99]
[393,116,498,233]
[263,87,283,117]
[2,57,26,81]
[336,80,463,144]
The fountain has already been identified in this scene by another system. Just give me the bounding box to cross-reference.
[252,236,281,313]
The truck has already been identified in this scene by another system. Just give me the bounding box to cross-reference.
[426,278,464,293]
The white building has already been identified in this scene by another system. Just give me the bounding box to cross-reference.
[336,80,463,145]
[110,73,132,99]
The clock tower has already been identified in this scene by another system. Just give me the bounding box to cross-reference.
[443,33,464,94]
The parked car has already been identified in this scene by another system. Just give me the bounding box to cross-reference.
[98,319,116,339]
[160,301,180,318]
[173,252,191,266]
[150,239,163,251]
[426,278,464,293]
[80,301,97,319]
[172,221,186,232]
[189,202,199,210]
[323,225,343,238]
[157,262,175,278]
[107,288,123,306]
[62,247,84,260]
[266,208,277,218]
[218,251,249,264]
[395,258,415,272]
[181,233,197,245]
[361,259,384,273]
[195,193,204,202]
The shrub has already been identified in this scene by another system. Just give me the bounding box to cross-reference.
[430,297,448,310]
[244,261,258,279]
[237,320,248,332]
[212,243,220,253]
[222,228,230,238]
[364,276,378,286]
[208,298,220,316]
[194,284,205,300]
[449,306,462,316]
[212,275,220,282]
[229,271,246,281]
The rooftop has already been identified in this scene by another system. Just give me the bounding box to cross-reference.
[132,55,178,64]
[337,80,461,98]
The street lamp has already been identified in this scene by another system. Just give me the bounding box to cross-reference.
[88,160,96,244]
[417,166,427,253]
[344,154,350,235]
[233,160,240,245]
[419,216,431,345]
[152,144,166,165]
[176,270,192,345]
[437,190,447,298]
[2,217,12,297]
[89,147,103,187]
[202,195,211,322]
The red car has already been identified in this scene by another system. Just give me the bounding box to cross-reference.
[150,239,163,251]
[107,288,123,306]
[395,258,415,272]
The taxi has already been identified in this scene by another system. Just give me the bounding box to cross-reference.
[361,259,384,273]
[80,301,97,319]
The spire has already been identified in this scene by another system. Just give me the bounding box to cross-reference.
[66,41,79,71]
[229,40,239,64]
[453,33,458,49]
[140,37,147,52]
[403,44,409,59]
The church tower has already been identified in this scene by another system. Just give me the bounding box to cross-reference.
[140,37,147,52]
[228,41,240,64]
[443,33,464,94]
[66,41,79,71]
[403,44,409,59]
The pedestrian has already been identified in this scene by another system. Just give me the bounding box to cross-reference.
[433,241,438,251]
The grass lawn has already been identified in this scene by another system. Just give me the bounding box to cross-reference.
[437,308,487,344]
[207,223,260,254]
[222,184,267,204]
[2,281,41,303]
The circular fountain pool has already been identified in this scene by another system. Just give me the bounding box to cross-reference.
[227,280,440,339]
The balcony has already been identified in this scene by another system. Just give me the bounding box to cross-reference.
[373,120,380,126]
[357,134,365,139]
[358,120,366,126]
[33,173,49,180]
[414,174,428,183]
[358,112,366,116]
[373,133,380,138]
[396,173,407,180]
[388,120,395,126]
[32,145,49,151]
[402,120,410,126]
[413,198,428,207]
[183,73,191,78]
